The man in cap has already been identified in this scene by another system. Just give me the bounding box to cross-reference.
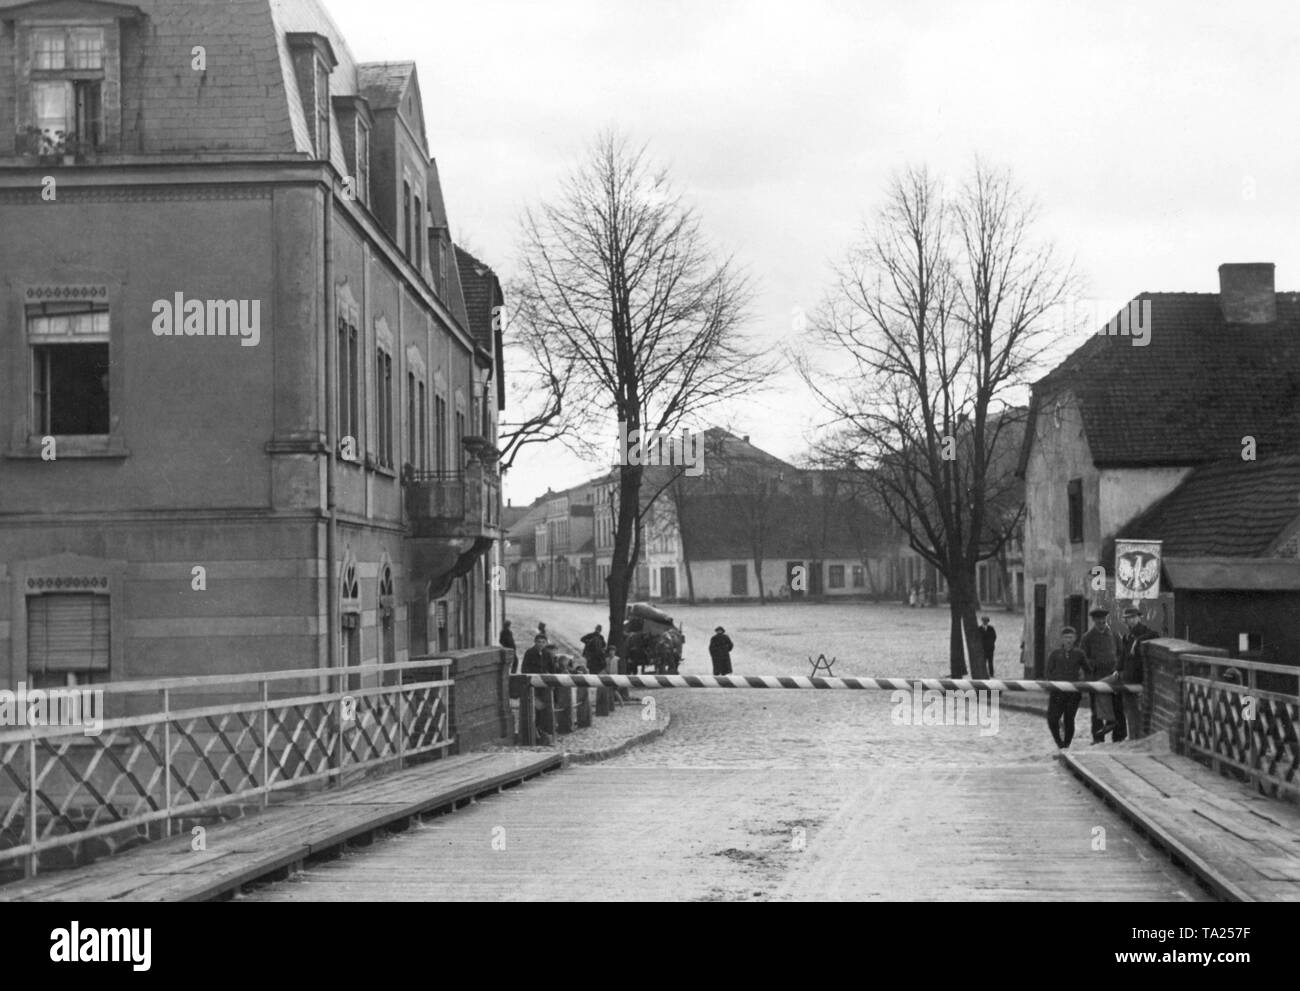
[1045,626,1087,748]
[1114,605,1158,741]
[1081,607,1123,743]
[708,626,734,676]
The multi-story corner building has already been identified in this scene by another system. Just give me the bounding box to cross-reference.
[0,0,504,692]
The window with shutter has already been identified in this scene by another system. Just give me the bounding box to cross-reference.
[27,593,110,685]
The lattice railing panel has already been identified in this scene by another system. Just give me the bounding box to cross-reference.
[0,662,455,875]
[1184,677,1299,796]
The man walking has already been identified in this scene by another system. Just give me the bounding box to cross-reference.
[1045,626,1087,748]
[1114,606,1158,741]
[1081,607,1122,743]
[709,626,734,676]
[979,615,997,677]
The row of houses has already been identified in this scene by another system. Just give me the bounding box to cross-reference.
[0,0,508,694]
[505,262,1300,674]
[504,429,1028,610]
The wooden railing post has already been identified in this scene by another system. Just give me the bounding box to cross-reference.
[162,688,173,837]
[516,676,536,746]
[396,677,405,768]
[26,737,37,879]
[261,680,270,809]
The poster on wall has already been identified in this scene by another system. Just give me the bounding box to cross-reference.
[1115,539,1163,600]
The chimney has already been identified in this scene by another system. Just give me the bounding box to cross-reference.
[742,435,750,443]
[1219,263,1276,324]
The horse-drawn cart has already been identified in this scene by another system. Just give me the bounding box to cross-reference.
[621,602,685,674]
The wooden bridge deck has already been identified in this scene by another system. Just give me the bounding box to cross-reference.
[0,750,562,902]
[1062,743,1300,901]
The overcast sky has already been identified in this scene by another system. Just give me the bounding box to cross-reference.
[327,0,1300,506]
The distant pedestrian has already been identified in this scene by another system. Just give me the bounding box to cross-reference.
[1045,627,1087,749]
[1115,606,1158,741]
[709,626,734,676]
[500,620,517,672]
[909,584,918,608]
[1081,607,1122,743]
[979,615,997,677]
[537,622,548,642]
[581,624,607,670]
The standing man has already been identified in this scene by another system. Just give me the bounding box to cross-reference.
[500,620,517,673]
[580,624,606,670]
[521,633,556,744]
[709,626,734,676]
[1081,607,1122,743]
[978,615,997,677]
[1114,606,1158,742]
[1045,626,1087,748]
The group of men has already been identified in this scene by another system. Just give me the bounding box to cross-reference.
[1044,605,1159,749]
[498,617,737,677]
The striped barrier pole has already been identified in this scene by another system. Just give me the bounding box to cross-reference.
[525,674,1142,694]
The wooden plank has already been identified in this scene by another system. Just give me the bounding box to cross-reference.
[1061,751,1300,902]
[1,750,564,902]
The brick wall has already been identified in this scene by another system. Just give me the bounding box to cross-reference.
[1143,637,1228,750]
[447,647,511,752]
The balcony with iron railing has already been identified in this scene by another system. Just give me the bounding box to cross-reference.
[403,459,501,540]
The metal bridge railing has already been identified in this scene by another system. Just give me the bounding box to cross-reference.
[0,658,454,881]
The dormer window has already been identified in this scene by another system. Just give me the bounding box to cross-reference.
[24,25,109,156]
[314,58,330,157]
[286,32,337,161]
[355,119,370,206]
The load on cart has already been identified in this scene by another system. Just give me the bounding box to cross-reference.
[620,602,685,674]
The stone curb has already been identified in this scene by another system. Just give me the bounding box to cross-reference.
[563,709,672,765]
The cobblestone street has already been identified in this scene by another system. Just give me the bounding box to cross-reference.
[240,599,1209,901]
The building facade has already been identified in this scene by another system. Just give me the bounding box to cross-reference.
[0,0,504,693]
[1019,263,1300,675]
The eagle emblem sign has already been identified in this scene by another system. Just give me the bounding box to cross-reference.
[1115,540,1162,599]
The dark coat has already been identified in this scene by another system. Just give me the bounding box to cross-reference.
[580,631,606,663]
[1045,646,1087,682]
[521,646,554,675]
[1120,622,1158,683]
[979,624,996,656]
[709,633,733,660]
[1080,625,1122,679]
[500,628,516,650]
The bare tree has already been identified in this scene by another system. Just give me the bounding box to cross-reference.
[795,162,1070,677]
[515,132,768,646]
[496,297,579,473]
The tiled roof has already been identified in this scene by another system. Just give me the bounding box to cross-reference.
[678,492,885,561]
[1103,453,1300,559]
[356,61,414,110]
[456,246,500,348]
[0,0,302,155]
[506,500,548,541]
[1029,293,1300,467]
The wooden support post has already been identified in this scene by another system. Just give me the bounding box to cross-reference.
[578,688,592,728]
[261,681,271,808]
[517,678,536,746]
[163,688,173,836]
[26,737,37,879]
